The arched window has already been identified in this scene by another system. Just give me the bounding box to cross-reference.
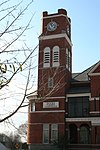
[43,47,50,68]
[66,48,68,68]
[68,51,71,71]
[66,48,71,71]
[80,125,90,144]
[52,46,59,67]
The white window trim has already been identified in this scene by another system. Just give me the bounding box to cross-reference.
[68,51,71,71]
[66,48,68,68]
[30,102,35,112]
[43,124,49,144]
[52,46,59,67]
[66,93,91,102]
[43,47,50,68]
[51,124,58,142]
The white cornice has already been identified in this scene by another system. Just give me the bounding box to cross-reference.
[39,33,72,46]
[30,110,65,113]
[88,73,100,76]
[44,96,65,99]
[90,111,100,114]
[66,93,90,98]
[66,93,90,102]
[28,96,65,101]
[28,122,65,125]
[66,117,100,126]
[88,61,100,76]
[66,117,91,122]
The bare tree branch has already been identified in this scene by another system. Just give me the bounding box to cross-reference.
[0,58,31,123]
[0,0,38,124]
[0,44,38,89]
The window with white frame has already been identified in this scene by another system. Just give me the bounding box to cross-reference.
[43,124,58,144]
[68,51,71,71]
[43,124,49,144]
[66,48,69,68]
[51,124,58,142]
[30,102,35,112]
[67,25,70,35]
[66,48,71,71]
[48,77,53,88]
[43,47,50,68]
[52,46,59,67]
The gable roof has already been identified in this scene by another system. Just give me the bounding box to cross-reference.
[67,61,99,94]
[72,61,100,82]
[88,61,100,76]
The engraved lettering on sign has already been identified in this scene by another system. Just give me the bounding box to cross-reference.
[43,102,59,108]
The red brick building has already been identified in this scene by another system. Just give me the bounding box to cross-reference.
[27,9,100,150]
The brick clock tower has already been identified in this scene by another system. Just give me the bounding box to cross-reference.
[28,9,72,150]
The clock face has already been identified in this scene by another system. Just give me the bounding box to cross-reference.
[47,21,57,31]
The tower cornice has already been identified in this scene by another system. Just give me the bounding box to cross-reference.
[39,33,73,46]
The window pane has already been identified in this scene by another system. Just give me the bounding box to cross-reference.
[30,102,35,112]
[51,124,58,141]
[52,46,59,67]
[66,48,68,67]
[68,97,89,117]
[43,131,49,143]
[43,47,50,68]
[80,126,89,144]
[51,124,58,129]
[82,97,89,116]
[43,124,49,130]
[75,97,82,116]
[43,124,49,144]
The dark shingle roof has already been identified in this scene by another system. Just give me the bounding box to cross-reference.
[67,62,99,94]
[72,62,98,82]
